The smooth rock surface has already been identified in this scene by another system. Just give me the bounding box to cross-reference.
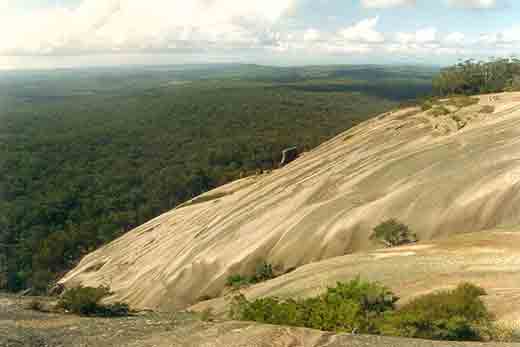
[60,92,520,311]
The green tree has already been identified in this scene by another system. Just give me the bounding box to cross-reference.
[371,219,417,247]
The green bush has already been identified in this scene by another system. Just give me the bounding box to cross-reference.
[226,261,276,289]
[251,261,275,283]
[371,219,417,247]
[226,274,251,289]
[421,99,434,111]
[200,308,215,322]
[58,285,129,317]
[230,278,398,334]
[380,283,493,341]
[230,280,496,342]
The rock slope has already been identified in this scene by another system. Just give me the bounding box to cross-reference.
[191,229,520,325]
[61,92,520,311]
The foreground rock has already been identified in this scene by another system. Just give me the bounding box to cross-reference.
[61,92,520,311]
[2,294,520,347]
[191,230,520,326]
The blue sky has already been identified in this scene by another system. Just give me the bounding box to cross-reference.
[0,0,518,70]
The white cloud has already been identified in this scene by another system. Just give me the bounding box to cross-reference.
[303,28,320,42]
[361,0,416,8]
[478,26,520,45]
[446,0,498,8]
[415,28,437,43]
[396,27,437,44]
[338,17,384,43]
[1,0,519,69]
[500,26,520,43]
[0,0,294,56]
[0,56,14,70]
[444,32,465,45]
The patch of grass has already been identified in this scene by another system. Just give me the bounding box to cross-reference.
[370,219,417,247]
[58,285,130,317]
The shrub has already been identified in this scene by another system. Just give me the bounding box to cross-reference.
[230,278,398,334]
[421,100,434,111]
[200,308,215,322]
[226,274,251,289]
[226,261,276,289]
[229,280,499,342]
[371,219,417,247]
[380,283,493,341]
[58,285,129,317]
[31,269,54,294]
[26,299,45,312]
[251,261,275,283]
[100,302,131,317]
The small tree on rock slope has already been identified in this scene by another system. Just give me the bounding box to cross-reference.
[371,219,417,247]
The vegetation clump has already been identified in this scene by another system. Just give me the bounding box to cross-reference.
[380,283,494,341]
[371,219,417,247]
[226,275,251,289]
[230,280,497,342]
[230,278,397,334]
[251,261,275,283]
[58,285,129,317]
[433,58,520,96]
[26,299,46,312]
[420,99,435,111]
[226,261,276,289]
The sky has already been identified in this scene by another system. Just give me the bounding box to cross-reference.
[0,0,519,70]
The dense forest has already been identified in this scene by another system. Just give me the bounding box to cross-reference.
[433,58,520,96]
[0,64,435,292]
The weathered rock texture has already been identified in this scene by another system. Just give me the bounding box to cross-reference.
[191,230,520,324]
[61,92,520,311]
